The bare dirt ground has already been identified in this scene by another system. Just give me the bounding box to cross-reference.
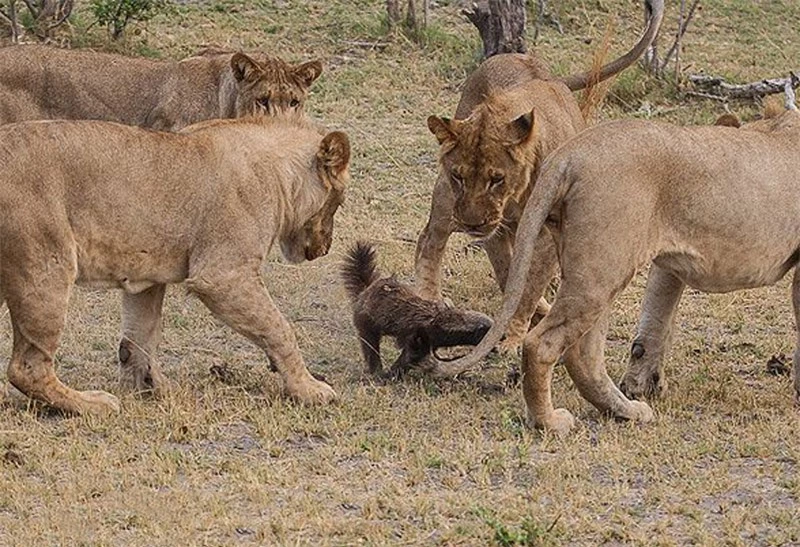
[1,1,799,545]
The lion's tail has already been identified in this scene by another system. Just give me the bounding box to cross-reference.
[433,155,573,377]
[341,241,380,303]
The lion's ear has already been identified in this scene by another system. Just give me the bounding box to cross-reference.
[509,108,537,145]
[714,113,741,128]
[427,116,460,145]
[318,131,351,179]
[294,60,323,88]
[231,53,262,82]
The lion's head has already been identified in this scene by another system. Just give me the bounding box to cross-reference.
[427,104,540,237]
[231,53,323,117]
[281,130,350,263]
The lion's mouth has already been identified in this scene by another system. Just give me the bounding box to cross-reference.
[459,222,499,238]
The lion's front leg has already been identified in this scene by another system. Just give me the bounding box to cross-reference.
[415,174,455,301]
[482,230,514,291]
[119,284,170,396]
[187,266,336,404]
[619,265,685,399]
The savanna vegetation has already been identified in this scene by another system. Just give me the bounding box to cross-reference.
[1,1,799,545]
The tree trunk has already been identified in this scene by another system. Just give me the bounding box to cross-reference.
[464,0,527,59]
[387,0,427,36]
[387,0,401,29]
[0,0,22,43]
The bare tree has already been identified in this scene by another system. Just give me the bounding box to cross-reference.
[0,1,21,42]
[0,0,73,41]
[464,0,527,59]
[644,0,700,81]
[533,0,562,43]
[387,0,429,36]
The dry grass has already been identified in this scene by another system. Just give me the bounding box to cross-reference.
[1,1,800,545]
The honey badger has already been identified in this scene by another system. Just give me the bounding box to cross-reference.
[342,241,492,378]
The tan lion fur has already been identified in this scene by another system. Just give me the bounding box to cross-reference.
[0,116,349,414]
[438,108,800,433]
[0,45,323,130]
[415,0,664,352]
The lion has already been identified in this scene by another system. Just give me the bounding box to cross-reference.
[341,241,492,379]
[0,115,349,414]
[0,45,323,130]
[433,106,800,433]
[416,0,664,351]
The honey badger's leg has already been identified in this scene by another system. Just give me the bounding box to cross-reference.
[499,230,558,354]
[118,284,170,396]
[386,333,430,380]
[620,265,685,399]
[415,174,456,301]
[187,265,336,404]
[354,313,382,374]
[792,267,800,405]
[5,248,120,415]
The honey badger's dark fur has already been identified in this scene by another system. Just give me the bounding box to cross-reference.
[342,241,493,377]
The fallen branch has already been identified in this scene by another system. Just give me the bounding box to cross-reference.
[689,71,800,100]
[784,79,798,110]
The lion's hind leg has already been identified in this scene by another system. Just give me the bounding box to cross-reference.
[561,311,653,424]
[520,277,653,433]
[620,265,684,399]
[791,268,800,405]
[119,284,170,396]
[5,259,119,415]
[0,291,7,405]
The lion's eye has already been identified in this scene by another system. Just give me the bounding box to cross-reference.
[258,97,270,109]
[489,175,505,188]
[290,99,300,108]
[450,172,463,188]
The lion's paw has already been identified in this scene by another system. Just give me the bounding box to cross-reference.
[497,336,523,357]
[288,378,338,405]
[76,390,121,415]
[531,408,575,434]
[120,366,173,398]
[620,370,667,400]
[622,400,654,423]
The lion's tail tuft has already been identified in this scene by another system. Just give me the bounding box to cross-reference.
[341,241,380,303]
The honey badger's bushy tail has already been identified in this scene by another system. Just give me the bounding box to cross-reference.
[341,241,380,303]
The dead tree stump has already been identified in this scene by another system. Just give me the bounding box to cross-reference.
[464,0,527,59]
